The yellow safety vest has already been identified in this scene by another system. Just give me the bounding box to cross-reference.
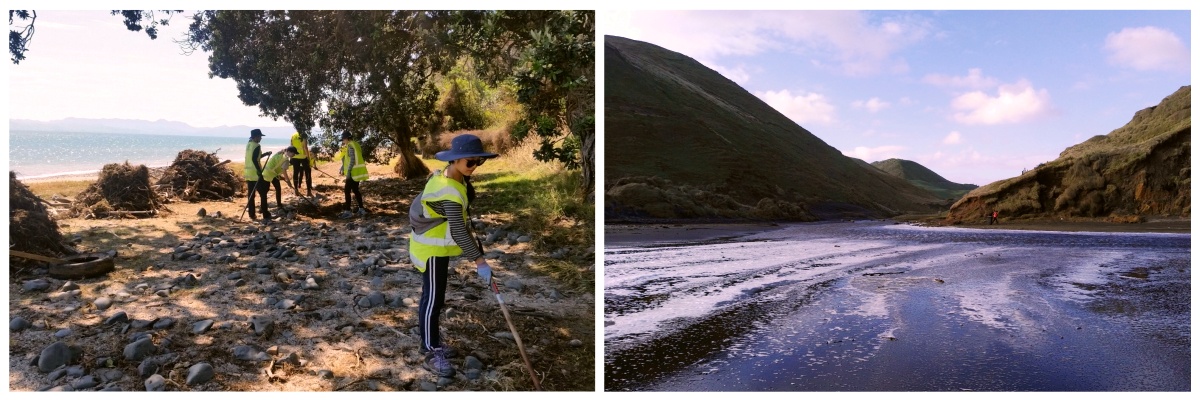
[290,132,308,159]
[339,141,369,182]
[244,141,261,181]
[408,174,469,271]
[262,152,289,181]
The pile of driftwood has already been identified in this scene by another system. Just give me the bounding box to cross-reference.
[157,149,242,202]
[8,171,74,260]
[69,162,166,219]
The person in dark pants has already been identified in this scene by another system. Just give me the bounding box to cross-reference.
[990,210,999,225]
[263,146,298,208]
[338,132,369,217]
[407,133,499,378]
[243,129,271,221]
[289,131,314,197]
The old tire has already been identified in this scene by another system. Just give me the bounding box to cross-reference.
[49,252,115,279]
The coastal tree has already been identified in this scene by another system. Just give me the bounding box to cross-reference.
[182,10,458,178]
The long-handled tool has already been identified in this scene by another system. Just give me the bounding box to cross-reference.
[490,279,541,390]
[314,164,341,183]
[281,175,321,209]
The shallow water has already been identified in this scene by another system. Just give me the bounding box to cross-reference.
[603,221,1190,391]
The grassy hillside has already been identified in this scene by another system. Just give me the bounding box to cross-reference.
[947,85,1190,224]
[871,158,978,201]
[604,35,941,221]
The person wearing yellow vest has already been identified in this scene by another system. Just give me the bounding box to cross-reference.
[289,132,314,197]
[263,146,299,210]
[337,132,370,217]
[243,129,272,221]
[407,133,498,378]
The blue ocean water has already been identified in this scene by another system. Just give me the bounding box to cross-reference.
[8,130,292,180]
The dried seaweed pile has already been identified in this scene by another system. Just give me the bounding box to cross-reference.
[157,149,242,201]
[69,162,166,218]
[8,172,74,258]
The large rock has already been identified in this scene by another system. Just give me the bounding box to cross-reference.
[38,342,82,372]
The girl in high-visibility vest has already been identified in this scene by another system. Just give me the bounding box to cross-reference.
[337,132,370,216]
[407,134,497,378]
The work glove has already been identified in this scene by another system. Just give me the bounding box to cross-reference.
[262,151,272,157]
[476,261,492,286]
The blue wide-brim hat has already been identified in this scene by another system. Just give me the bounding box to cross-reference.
[435,134,499,162]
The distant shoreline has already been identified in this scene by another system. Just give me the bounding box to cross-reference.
[16,166,171,184]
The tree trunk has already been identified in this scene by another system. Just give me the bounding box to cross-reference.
[391,128,431,180]
[578,129,595,203]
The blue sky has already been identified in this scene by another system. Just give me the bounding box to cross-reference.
[7,10,291,129]
[3,6,1192,187]
[603,9,1190,186]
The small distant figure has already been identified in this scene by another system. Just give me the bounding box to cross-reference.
[990,210,999,225]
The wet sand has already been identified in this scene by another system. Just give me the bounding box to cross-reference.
[604,221,1191,391]
[606,218,1190,246]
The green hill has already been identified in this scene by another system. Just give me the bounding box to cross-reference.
[870,158,978,201]
[604,35,942,221]
[947,85,1190,224]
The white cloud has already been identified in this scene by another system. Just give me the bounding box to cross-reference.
[923,68,999,90]
[943,131,962,145]
[852,97,891,113]
[843,145,905,161]
[604,10,930,77]
[1104,26,1189,72]
[756,89,836,125]
[950,80,1054,125]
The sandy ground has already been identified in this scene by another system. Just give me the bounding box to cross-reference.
[9,163,595,391]
[604,220,1190,391]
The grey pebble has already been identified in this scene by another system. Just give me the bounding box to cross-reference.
[152,317,175,330]
[123,338,156,361]
[138,358,159,378]
[98,368,123,382]
[11,316,32,332]
[71,375,99,390]
[464,356,484,370]
[38,342,81,372]
[193,319,214,334]
[54,328,72,338]
[186,362,215,385]
[94,297,114,310]
[419,381,438,391]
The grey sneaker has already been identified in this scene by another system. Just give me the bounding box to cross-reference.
[357,207,368,216]
[424,348,455,377]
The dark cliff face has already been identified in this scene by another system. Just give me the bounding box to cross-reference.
[947,86,1190,224]
[604,35,941,222]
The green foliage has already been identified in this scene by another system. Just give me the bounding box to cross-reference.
[9,10,180,64]
[467,164,594,292]
[442,11,595,196]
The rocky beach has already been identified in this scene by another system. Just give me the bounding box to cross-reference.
[9,163,595,391]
